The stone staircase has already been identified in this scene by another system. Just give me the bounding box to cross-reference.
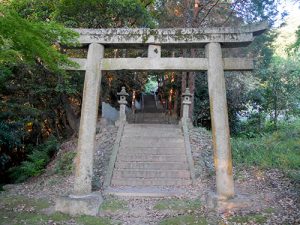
[129,94,177,124]
[111,123,192,186]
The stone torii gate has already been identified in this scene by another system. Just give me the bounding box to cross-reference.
[56,22,267,215]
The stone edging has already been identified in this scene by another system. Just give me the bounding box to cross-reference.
[181,121,196,184]
[103,122,125,188]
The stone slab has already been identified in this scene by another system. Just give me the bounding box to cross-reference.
[103,122,125,188]
[68,57,253,71]
[73,21,268,47]
[111,177,192,186]
[115,162,189,170]
[104,186,185,198]
[55,193,103,216]
[206,192,253,211]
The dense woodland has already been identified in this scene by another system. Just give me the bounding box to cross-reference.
[0,0,299,186]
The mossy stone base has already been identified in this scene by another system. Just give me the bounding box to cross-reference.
[55,192,103,216]
[206,192,252,211]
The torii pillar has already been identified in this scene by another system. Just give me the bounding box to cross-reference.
[206,42,234,199]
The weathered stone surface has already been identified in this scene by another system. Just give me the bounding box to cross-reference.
[55,193,103,216]
[68,57,253,71]
[206,42,234,199]
[73,21,267,47]
[148,45,161,58]
[206,192,253,211]
[117,87,128,123]
[74,43,104,195]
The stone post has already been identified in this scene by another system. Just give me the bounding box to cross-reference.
[148,45,161,58]
[117,86,129,122]
[181,88,192,124]
[205,42,234,200]
[74,43,104,195]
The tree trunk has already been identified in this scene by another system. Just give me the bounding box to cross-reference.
[61,94,80,135]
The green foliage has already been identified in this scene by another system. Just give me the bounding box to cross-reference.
[54,0,155,28]
[0,194,114,225]
[0,121,23,149]
[0,0,155,186]
[159,215,207,225]
[250,56,300,126]
[289,26,300,53]
[154,198,201,211]
[54,151,76,175]
[10,0,58,22]
[0,195,50,210]
[228,213,267,224]
[0,6,78,72]
[100,197,128,212]
[9,136,59,182]
[144,76,158,94]
[233,0,281,26]
[232,120,300,171]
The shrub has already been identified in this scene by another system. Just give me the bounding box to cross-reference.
[54,151,76,175]
[9,136,59,183]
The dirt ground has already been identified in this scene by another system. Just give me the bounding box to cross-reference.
[1,125,299,225]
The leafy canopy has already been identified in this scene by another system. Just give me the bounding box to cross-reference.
[0,5,78,73]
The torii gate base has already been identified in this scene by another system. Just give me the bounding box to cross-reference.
[55,22,267,216]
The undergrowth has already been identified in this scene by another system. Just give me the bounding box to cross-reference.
[231,120,300,173]
[54,151,76,175]
[9,136,59,183]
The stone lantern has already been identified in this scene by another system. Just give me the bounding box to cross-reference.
[182,88,192,123]
[117,86,129,122]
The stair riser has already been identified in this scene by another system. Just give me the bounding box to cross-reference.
[125,124,179,128]
[117,154,187,162]
[113,170,190,179]
[122,133,181,138]
[111,179,192,186]
[121,138,184,146]
[135,114,167,118]
[119,150,184,155]
[116,162,189,170]
[121,144,184,149]
[134,119,170,123]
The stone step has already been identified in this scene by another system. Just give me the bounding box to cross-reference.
[115,162,189,170]
[117,154,187,162]
[135,113,167,118]
[122,131,182,138]
[125,124,179,129]
[111,178,192,186]
[134,120,170,124]
[121,137,184,148]
[113,169,190,179]
[118,147,185,155]
[134,118,169,122]
[104,187,185,197]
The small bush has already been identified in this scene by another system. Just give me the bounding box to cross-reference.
[54,151,76,175]
[9,136,59,183]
